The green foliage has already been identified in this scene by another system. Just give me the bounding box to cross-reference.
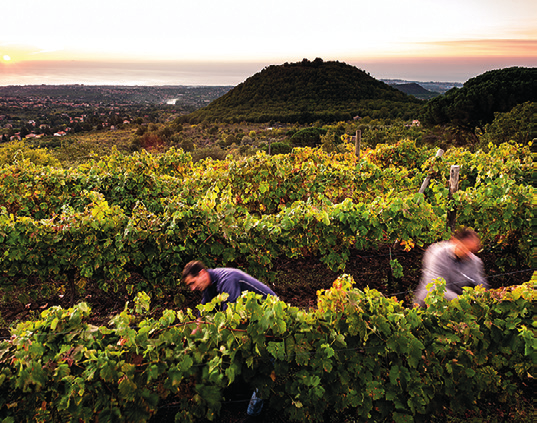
[479,102,536,146]
[0,141,60,167]
[364,139,432,168]
[265,140,293,155]
[289,127,328,147]
[48,130,137,166]
[0,140,533,421]
[356,121,427,148]
[390,258,404,279]
[392,82,439,100]
[421,67,537,130]
[0,143,532,299]
[0,279,534,422]
[190,145,227,162]
[181,59,423,124]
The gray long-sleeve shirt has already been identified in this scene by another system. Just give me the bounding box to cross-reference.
[414,241,488,307]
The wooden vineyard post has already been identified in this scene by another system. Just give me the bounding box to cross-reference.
[354,130,361,159]
[447,165,460,231]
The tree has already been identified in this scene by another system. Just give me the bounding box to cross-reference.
[421,67,537,131]
[19,126,29,138]
[479,102,535,146]
[290,127,328,147]
[223,134,236,147]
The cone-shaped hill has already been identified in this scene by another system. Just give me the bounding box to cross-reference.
[180,58,423,124]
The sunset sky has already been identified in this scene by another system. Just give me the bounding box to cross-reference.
[1,0,536,86]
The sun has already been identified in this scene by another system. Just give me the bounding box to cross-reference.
[2,55,11,61]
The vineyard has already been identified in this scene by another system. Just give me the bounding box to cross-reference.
[0,140,534,422]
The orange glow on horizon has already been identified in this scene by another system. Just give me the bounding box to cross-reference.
[3,39,536,67]
[341,38,537,61]
[417,39,537,58]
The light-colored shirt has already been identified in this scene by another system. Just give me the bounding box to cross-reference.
[414,241,488,307]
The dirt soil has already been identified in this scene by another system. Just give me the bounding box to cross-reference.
[1,245,531,330]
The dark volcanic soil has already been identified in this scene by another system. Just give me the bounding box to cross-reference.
[1,245,532,336]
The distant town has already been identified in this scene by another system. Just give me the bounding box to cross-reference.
[0,80,461,142]
[0,85,232,142]
[380,79,463,94]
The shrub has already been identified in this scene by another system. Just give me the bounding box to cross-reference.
[0,140,60,167]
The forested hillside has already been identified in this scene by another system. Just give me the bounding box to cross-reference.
[391,83,438,100]
[181,58,423,124]
[421,66,537,130]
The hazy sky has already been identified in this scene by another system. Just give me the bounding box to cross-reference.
[1,0,536,85]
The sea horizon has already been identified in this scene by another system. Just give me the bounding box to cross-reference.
[2,57,534,88]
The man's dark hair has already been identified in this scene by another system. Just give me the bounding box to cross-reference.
[453,227,480,242]
[182,260,207,279]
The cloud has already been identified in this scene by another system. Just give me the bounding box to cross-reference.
[29,47,65,56]
[416,38,537,57]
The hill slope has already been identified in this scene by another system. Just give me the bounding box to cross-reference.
[421,66,537,129]
[392,83,438,100]
[181,58,423,124]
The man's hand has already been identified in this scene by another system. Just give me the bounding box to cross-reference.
[191,318,202,335]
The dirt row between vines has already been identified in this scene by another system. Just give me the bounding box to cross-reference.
[1,245,531,335]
